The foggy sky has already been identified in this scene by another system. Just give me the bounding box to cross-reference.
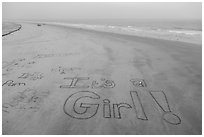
[2,2,202,20]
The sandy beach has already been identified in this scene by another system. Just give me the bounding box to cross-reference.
[2,22,202,135]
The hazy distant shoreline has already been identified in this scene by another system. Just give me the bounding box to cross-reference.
[25,20,202,45]
[2,20,202,45]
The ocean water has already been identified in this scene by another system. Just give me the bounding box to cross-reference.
[4,18,202,43]
[29,18,202,35]
[62,18,202,31]
[46,18,201,37]
[35,18,200,44]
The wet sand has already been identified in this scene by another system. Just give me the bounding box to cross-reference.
[2,22,202,135]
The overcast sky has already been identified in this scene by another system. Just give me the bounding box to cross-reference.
[2,2,202,20]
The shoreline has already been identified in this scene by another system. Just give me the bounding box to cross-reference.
[39,21,202,45]
[6,20,201,45]
[47,22,202,49]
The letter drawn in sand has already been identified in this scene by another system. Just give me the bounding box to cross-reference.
[130,78,147,87]
[113,103,132,119]
[51,66,81,75]
[149,90,181,125]
[103,99,111,118]
[18,72,43,80]
[60,77,90,88]
[130,91,148,120]
[18,73,29,79]
[63,91,100,119]
[2,80,25,87]
[102,79,115,88]
[92,78,115,89]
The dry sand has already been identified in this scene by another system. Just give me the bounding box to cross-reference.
[2,22,202,135]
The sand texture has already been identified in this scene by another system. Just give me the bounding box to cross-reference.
[2,22,202,135]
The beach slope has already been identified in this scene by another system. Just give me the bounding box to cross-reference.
[2,22,202,135]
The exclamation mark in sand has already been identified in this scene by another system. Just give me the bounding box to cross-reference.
[130,91,148,120]
[149,90,181,125]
